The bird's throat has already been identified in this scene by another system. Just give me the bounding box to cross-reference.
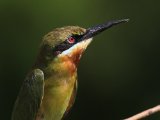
[59,38,93,66]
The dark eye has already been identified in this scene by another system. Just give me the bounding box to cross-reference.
[67,36,75,44]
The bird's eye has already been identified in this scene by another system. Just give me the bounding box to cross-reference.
[67,36,75,44]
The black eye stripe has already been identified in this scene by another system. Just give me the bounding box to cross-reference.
[53,34,84,54]
[55,42,70,51]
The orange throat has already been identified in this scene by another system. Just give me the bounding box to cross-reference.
[59,47,84,76]
[58,38,93,75]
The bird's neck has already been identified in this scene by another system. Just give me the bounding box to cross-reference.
[48,55,78,79]
[37,46,85,79]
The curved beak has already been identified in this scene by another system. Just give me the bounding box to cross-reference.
[81,19,129,40]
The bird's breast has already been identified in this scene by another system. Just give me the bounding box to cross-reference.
[36,58,77,120]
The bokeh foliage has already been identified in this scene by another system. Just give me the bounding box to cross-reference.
[0,0,160,119]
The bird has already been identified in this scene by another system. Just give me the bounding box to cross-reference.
[11,19,129,120]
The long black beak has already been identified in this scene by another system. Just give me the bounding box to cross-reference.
[81,19,129,40]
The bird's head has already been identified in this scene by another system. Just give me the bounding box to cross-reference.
[36,19,129,69]
[41,26,88,65]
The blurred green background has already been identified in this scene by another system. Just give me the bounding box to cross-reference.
[0,0,160,120]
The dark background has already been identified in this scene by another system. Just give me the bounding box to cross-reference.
[0,0,160,120]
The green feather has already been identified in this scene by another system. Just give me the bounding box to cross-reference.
[12,69,44,120]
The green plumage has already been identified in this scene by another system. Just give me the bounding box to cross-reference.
[12,69,44,120]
